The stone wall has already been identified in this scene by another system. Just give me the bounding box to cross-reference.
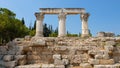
[0,37,120,68]
[97,32,115,37]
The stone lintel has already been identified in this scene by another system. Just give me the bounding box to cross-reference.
[39,8,85,14]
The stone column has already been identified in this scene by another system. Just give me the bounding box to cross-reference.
[80,13,90,37]
[35,13,44,37]
[58,12,66,37]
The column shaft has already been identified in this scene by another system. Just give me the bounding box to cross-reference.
[35,13,44,37]
[81,13,90,37]
[58,12,66,37]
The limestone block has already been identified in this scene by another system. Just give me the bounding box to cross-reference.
[104,65,115,68]
[102,54,110,60]
[104,45,114,51]
[82,58,89,63]
[113,56,120,63]
[5,61,17,68]
[94,65,120,68]
[31,39,46,46]
[7,50,16,55]
[41,64,49,68]
[106,41,116,46]
[94,65,105,68]
[80,63,92,68]
[46,41,54,46]
[54,59,63,65]
[3,55,13,62]
[55,65,65,68]
[70,55,82,63]
[97,50,108,55]
[62,55,68,59]
[97,32,105,37]
[58,41,67,45]
[95,55,103,59]
[15,46,24,55]
[14,38,24,44]
[62,59,69,65]
[88,50,97,55]
[88,59,99,65]
[53,54,61,60]
[49,64,55,68]
[14,55,26,65]
[24,35,31,41]
[114,64,120,68]
[15,64,41,68]
[0,46,8,54]
[7,41,16,49]
[99,59,114,65]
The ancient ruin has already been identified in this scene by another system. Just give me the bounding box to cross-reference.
[35,8,90,37]
[0,8,120,68]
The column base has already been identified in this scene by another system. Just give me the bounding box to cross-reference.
[35,31,43,37]
[81,34,90,38]
[35,34,43,37]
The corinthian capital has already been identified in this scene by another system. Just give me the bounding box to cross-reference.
[80,13,90,21]
[58,12,67,20]
[35,12,44,20]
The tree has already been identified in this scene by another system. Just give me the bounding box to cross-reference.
[43,23,51,37]
[0,8,29,43]
[21,17,25,25]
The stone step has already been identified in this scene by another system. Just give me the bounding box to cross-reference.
[94,64,120,68]
[15,64,65,68]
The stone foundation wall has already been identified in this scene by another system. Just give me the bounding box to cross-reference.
[0,37,120,68]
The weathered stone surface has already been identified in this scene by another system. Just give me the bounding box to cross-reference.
[88,50,97,55]
[53,54,61,60]
[0,46,8,55]
[80,63,92,68]
[97,32,105,37]
[54,59,63,65]
[55,65,65,68]
[15,55,27,65]
[24,35,31,41]
[99,59,114,65]
[3,55,13,62]
[88,59,99,65]
[105,41,116,46]
[0,60,17,68]
[62,59,69,65]
[95,55,103,59]
[1,37,120,68]
[62,55,68,59]
[94,64,120,68]
[31,38,46,46]
[102,54,110,60]
[15,64,41,68]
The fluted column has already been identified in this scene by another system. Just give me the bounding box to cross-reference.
[35,13,44,37]
[80,13,90,37]
[58,12,66,37]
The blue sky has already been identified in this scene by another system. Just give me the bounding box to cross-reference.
[0,0,120,36]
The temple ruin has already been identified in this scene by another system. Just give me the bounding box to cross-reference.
[35,8,90,37]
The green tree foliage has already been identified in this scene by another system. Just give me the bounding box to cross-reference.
[49,27,58,37]
[0,8,29,43]
[29,21,36,36]
[67,31,78,37]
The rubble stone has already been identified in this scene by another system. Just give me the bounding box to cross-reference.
[3,55,13,62]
